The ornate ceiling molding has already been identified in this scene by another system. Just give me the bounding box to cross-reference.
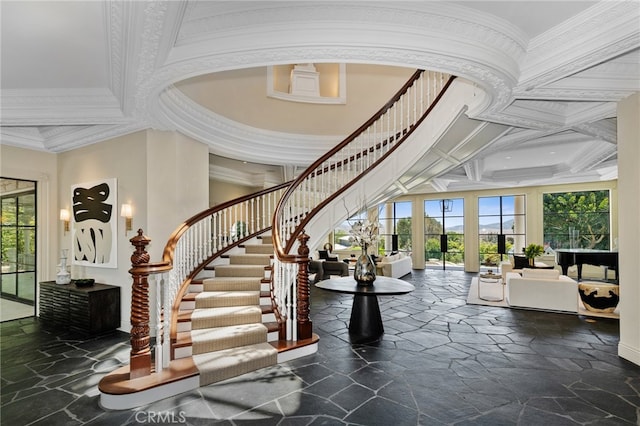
[0,88,125,126]
[136,2,529,128]
[573,120,617,144]
[157,86,342,165]
[570,143,617,174]
[519,1,640,88]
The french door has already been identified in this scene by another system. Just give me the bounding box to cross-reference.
[1,178,37,309]
[424,198,464,270]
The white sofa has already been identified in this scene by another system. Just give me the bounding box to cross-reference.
[506,268,578,313]
[377,253,412,278]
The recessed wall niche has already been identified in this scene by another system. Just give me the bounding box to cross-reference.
[267,63,346,104]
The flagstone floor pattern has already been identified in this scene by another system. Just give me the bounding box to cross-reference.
[2,269,639,425]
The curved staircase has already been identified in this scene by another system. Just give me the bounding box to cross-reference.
[176,235,279,386]
[100,69,460,409]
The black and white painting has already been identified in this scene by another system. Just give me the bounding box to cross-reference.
[71,178,117,268]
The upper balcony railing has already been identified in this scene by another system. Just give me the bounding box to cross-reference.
[271,70,455,341]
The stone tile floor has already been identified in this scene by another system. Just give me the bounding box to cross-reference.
[2,269,639,425]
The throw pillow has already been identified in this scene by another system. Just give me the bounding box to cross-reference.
[513,255,529,269]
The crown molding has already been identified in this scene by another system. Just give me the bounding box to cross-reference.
[570,142,617,173]
[572,119,617,144]
[519,1,640,88]
[0,88,125,126]
[0,127,47,151]
[157,86,342,166]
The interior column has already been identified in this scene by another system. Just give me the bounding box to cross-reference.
[617,92,640,366]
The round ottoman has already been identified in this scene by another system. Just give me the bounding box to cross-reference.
[578,282,619,313]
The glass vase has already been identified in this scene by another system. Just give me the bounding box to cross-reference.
[354,249,376,286]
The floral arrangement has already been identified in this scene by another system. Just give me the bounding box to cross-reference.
[347,219,380,248]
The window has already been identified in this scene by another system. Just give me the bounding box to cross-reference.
[478,195,526,266]
[379,201,412,255]
[543,190,610,250]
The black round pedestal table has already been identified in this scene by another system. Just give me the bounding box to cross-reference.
[315,276,415,344]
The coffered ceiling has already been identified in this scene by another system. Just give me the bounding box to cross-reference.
[1,1,638,193]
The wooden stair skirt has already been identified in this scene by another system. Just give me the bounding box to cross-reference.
[99,235,318,410]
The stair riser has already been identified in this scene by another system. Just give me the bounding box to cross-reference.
[178,312,276,332]
[229,255,271,266]
[191,313,262,330]
[192,331,267,355]
[214,267,266,278]
[243,245,274,255]
[195,296,260,309]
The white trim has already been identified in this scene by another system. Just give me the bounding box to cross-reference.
[99,376,200,410]
[277,342,318,363]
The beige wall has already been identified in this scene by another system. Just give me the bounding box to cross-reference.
[1,145,58,304]
[617,92,640,365]
[0,131,211,332]
[177,64,415,135]
[146,131,209,259]
[209,179,263,207]
[57,132,148,331]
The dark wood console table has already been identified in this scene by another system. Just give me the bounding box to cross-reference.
[315,276,415,344]
[39,281,121,334]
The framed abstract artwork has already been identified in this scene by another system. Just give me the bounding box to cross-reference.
[71,178,118,268]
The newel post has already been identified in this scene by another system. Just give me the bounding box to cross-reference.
[129,229,152,379]
[296,232,313,340]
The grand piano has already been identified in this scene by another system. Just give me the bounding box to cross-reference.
[556,249,618,281]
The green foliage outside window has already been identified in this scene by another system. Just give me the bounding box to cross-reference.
[396,217,412,252]
[543,191,610,250]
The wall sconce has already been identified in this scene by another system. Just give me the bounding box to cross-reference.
[60,209,70,235]
[121,204,133,235]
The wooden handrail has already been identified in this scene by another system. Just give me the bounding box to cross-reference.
[126,183,290,375]
[120,69,456,379]
[271,70,455,340]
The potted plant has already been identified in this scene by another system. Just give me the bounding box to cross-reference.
[524,243,544,267]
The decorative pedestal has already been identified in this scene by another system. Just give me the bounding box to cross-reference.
[578,282,619,313]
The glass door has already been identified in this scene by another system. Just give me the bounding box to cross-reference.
[424,198,464,270]
[478,195,526,270]
[1,178,37,318]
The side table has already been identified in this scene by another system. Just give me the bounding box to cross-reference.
[315,276,415,343]
[478,271,504,302]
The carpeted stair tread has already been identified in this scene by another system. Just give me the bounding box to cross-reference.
[213,265,267,277]
[191,323,268,354]
[202,277,262,291]
[195,291,260,308]
[228,254,271,265]
[190,306,263,329]
[193,342,277,386]
[243,244,274,254]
